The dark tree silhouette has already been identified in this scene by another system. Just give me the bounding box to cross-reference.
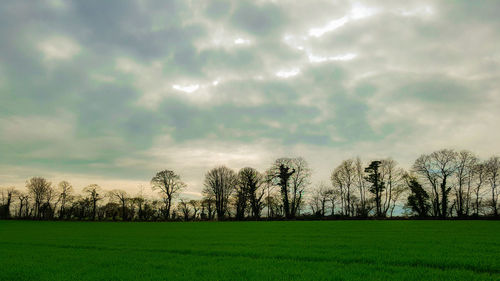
[57,181,73,219]
[405,176,430,217]
[83,184,103,220]
[151,170,186,219]
[26,177,52,219]
[109,189,129,220]
[365,161,385,217]
[413,149,458,218]
[485,156,499,216]
[203,166,237,220]
[237,167,265,219]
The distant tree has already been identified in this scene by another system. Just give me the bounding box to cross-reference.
[17,192,30,218]
[405,176,431,217]
[354,158,369,216]
[150,170,186,219]
[201,197,216,220]
[203,166,238,220]
[109,189,130,220]
[380,159,406,216]
[331,159,356,216]
[485,156,500,216]
[268,157,311,219]
[0,187,17,219]
[308,183,330,217]
[454,151,478,217]
[365,161,385,217]
[177,199,191,221]
[26,177,52,219]
[472,162,487,216]
[189,200,201,220]
[57,181,73,219]
[237,167,265,219]
[413,149,458,218]
[83,184,103,220]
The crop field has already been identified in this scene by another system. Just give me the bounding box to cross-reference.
[0,220,499,280]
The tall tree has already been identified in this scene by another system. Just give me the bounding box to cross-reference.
[365,161,385,217]
[267,158,311,219]
[454,151,478,217]
[380,159,406,216]
[0,187,17,219]
[238,167,265,219]
[109,189,130,220]
[57,181,73,219]
[331,159,356,216]
[203,166,238,220]
[26,177,52,219]
[472,162,487,216]
[413,149,458,218]
[83,184,103,220]
[150,170,186,219]
[405,176,431,217]
[485,156,500,216]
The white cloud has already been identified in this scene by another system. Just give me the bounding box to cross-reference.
[38,36,81,61]
[172,84,200,93]
[276,67,300,78]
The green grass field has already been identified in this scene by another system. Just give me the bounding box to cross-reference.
[0,220,499,280]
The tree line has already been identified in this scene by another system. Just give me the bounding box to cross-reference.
[1,148,499,221]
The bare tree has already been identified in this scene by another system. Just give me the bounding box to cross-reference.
[267,158,311,219]
[380,159,406,216]
[454,151,478,217]
[177,199,191,221]
[485,156,500,216]
[57,181,73,219]
[189,200,200,220]
[331,159,356,216]
[0,187,17,218]
[413,149,458,218]
[354,158,369,216]
[203,166,238,220]
[238,167,265,219]
[308,182,330,216]
[26,177,52,219]
[83,184,103,220]
[472,162,487,216]
[150,170,186,219]
[109,189,130,220]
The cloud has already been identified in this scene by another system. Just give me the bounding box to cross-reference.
[38,36,81,61]
[0,0,499,196]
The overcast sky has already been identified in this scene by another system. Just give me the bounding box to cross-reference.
[1,0,499,197]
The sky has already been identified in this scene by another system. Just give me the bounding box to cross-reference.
[1,0,499,198]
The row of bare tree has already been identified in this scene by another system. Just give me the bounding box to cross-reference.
[1,149,499,220]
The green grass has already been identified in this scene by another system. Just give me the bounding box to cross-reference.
[0,220,499,280]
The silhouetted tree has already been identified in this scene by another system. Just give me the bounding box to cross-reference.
[472,162,487,216]
[237,167,265,219]
[177,199,191,221]
[331,159,356,216]
[268,158,311,219]
[203,166,238,220]
[365,161,385,217]
[26,177,52,219]
[151,170,186,219]
[485,156,500,216]
[83,184,103,220]
[0,187,16,219]
[405,176,431,217]
[109,189,129,220]
[57,181,73,219]
[413,149,458,218]
[453,151,478,217]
